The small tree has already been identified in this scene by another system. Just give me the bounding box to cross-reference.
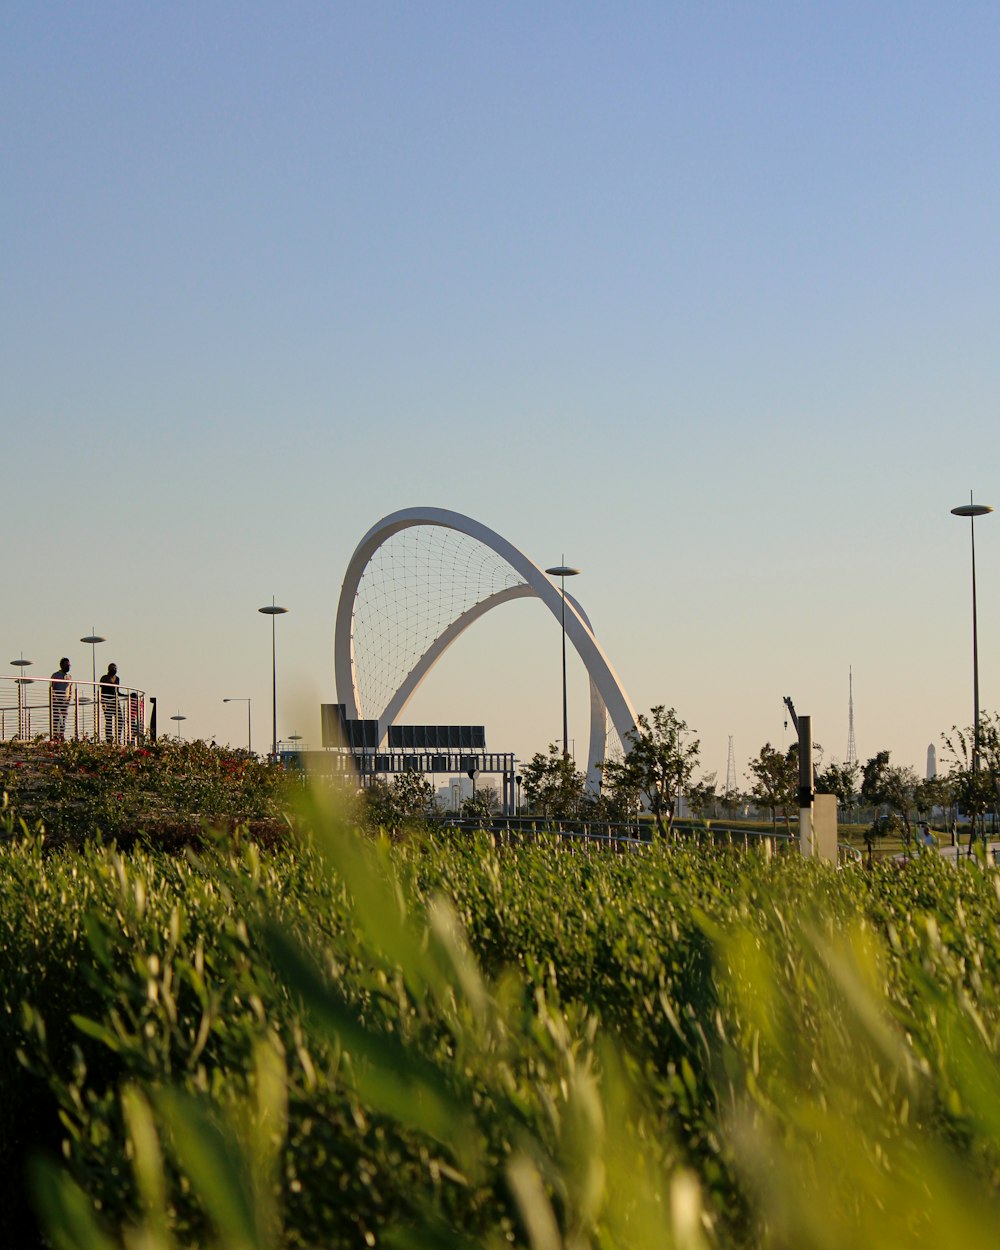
[746,743,796,832]
[592,768,640,823]
[913,774,952,832]
[362,772,437,835]
[600,706,700,838]
[860,751,917,849]
[864,811,901,867]
[461,785,499,827]
[687,771,718,822]
[815,760,860,818]
[521,745,587,821]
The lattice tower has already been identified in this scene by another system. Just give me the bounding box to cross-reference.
[725,735,737,797]
[846,666,857,768]
[351,524,528,722]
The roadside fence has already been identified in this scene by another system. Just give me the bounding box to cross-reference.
[441,815,861,865]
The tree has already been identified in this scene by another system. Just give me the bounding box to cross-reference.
[521,745,587,821]
[913,774,952,829]
[941,715,1000,851]
[362,772,438,834]
[860,751,917,848]
[590,765,641,823]
[687,772,718,822]
[746,743,797,832]
[864,811,901,867]
[600,706,700,838]
[460,785,499,827]
[815,760,860,815]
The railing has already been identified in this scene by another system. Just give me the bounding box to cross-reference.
[442,816,862,865]
[0,675,147,745]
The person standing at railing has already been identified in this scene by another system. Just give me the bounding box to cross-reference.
[99,662,120,743]
[50,657,72,741]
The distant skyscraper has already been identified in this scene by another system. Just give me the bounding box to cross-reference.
[927,744,936,779]
[846,667,857,768]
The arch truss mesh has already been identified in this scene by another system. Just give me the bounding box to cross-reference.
[352,525,528,722]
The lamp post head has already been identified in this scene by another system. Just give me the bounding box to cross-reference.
[952,504,993,518]
[80,635,106,645]
[258,605,288,616]
[545,566,580,577]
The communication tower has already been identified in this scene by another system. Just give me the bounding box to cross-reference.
[846,667,857,768]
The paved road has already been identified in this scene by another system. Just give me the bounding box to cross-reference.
[936,841,1000,864]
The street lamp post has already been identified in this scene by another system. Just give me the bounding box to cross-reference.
[545,560,580,758]
[223,698,252,754]
[170,713,186,740]
[10,656,32,739]
[80,631,106,741]
[80,630,106,688]
[951,495,993,773]
[258,599,288,759]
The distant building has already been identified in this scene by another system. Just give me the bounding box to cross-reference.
[927,744,936,779]
[436,775,474,810]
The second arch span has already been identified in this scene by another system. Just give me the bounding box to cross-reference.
[334,507,639,788]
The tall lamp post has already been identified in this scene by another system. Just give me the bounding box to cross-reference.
[80,631,106,741]
[223,698,252,754]
[258,599,288,759]
[951,495,993,772]
[80,630,106,688]
[545,560,580,758]
[170,713,186,740]
[10,656,33,740]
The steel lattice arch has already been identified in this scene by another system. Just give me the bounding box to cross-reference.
[334,507,638,789]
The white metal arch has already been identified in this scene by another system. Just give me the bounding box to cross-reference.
[334,506,639,789]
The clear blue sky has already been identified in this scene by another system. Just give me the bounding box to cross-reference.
[4,3,1000,782]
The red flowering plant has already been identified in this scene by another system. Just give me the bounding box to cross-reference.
[0,738,292,848]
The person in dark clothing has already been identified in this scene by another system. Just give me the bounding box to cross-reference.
[50,657,72,740]
[99,663,120,742]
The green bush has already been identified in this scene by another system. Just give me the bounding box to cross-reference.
[0,738,291,846]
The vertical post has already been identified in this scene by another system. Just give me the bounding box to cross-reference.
[560,573,568,757]
[798,714,814,856]
[951,497,993,847]
[258,601,288,761]
[545,562,580,761]
[971,510,982,770]
[271,611,277,758]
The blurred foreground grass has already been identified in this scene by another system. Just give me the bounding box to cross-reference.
[3,784,1000,1248]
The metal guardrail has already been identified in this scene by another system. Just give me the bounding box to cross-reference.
[442,815,865,865]
[0,675,147,745]
[442,817,863,865]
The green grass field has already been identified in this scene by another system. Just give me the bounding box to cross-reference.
[2,743,1000,1248]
